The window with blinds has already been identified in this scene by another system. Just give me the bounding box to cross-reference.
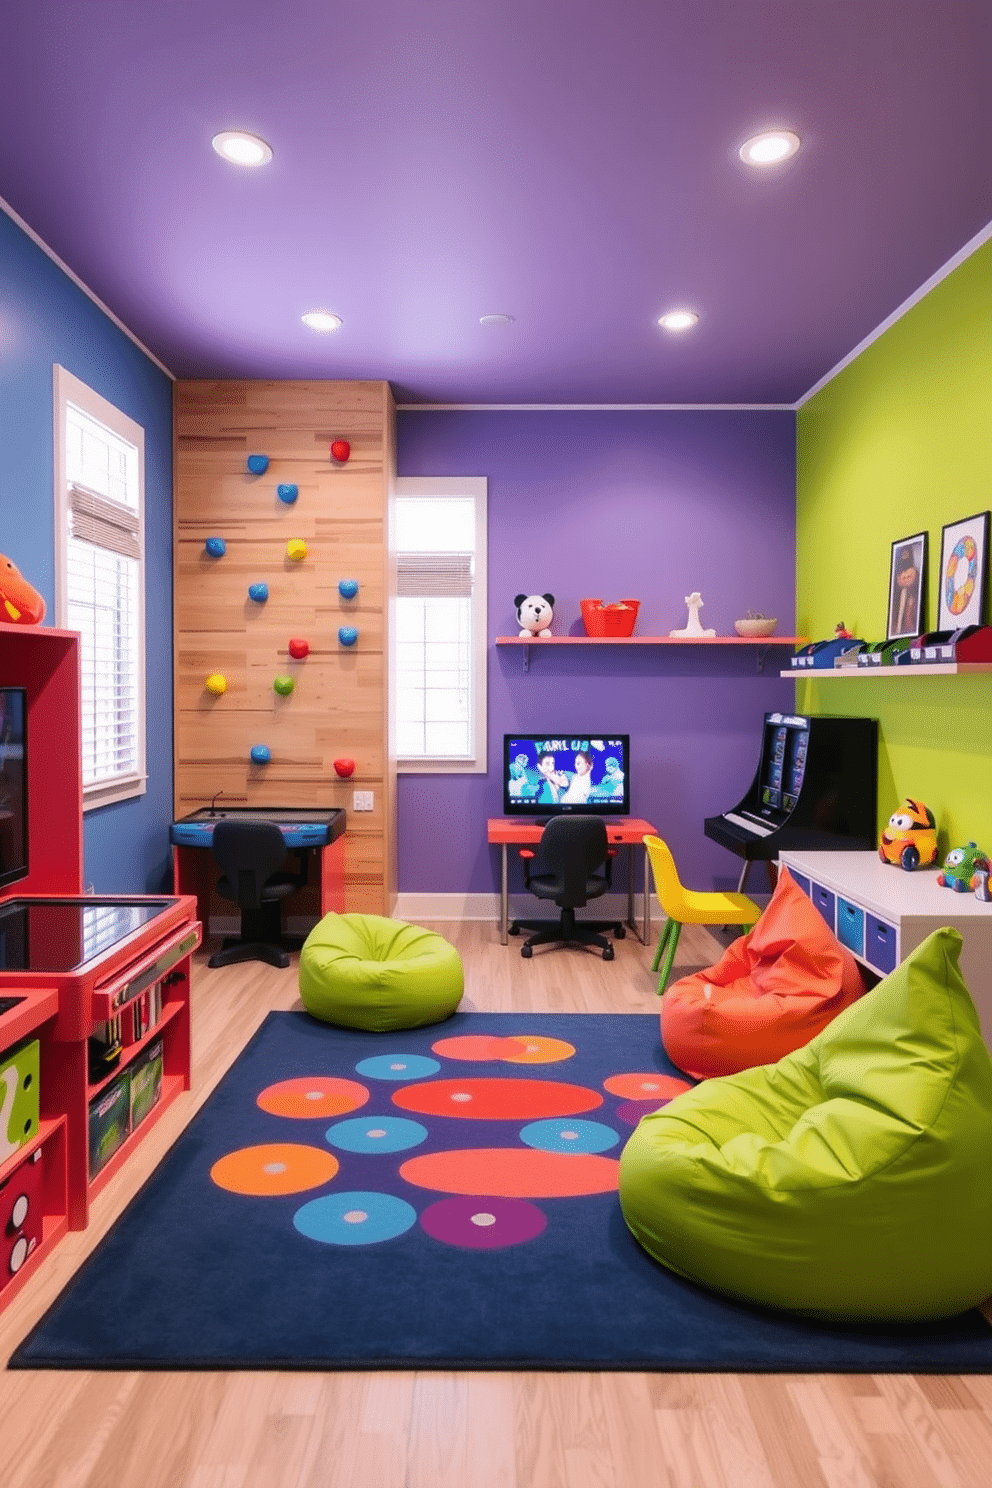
[54,367,146,809]
[392,479,487,772]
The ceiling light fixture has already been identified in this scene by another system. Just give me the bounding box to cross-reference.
[738,130,801,167]
[479,313,514,326]
[301,311,343,333]
[211,130,273,167]
[657,310,699,332]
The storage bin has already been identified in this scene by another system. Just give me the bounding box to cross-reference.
[580,599,640,637]
[810,883,836,931]
[836,898,865,957]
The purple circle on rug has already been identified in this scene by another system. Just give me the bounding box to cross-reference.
[615,1098,672,1127]
[419,1196,547,1250]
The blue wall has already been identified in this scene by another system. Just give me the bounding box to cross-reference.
[0,207,175,893]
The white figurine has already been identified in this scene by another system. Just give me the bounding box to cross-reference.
[670,591,715,638]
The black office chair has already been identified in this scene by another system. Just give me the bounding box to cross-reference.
[508,815,626,960]
[208,821,307,969]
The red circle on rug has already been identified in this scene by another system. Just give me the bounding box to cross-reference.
[400,1148,620,1197]
[211,1143,339,1196]
[392,1078,602,1120]
[603,1073,691,1101]
[257,1076,369,1119]
[431,1035,529,1061]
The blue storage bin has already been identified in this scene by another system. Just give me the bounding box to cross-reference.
[836,898,865,957]
[865,915,897,974]
[790,871,811,896]
[810,883,835,931]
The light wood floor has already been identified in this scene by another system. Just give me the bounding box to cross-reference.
[3,919,992,1488]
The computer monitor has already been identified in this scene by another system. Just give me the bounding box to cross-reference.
[0,687,28,892]
[503,733,630,816]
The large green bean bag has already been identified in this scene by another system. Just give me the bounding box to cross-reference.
[299,913,463,1032]
[619,928,992,1321]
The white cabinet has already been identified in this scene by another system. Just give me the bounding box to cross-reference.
[778,850,992,1050]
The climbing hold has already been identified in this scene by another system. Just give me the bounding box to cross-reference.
[248,582,269,603]
[205,674,227,696]
[277,483,299,504]
[250,744,272,764]
[247,454,270,475]
[330,439,351,463]
[288,638,310,659]
[338,626,359,646]
[338,578,359,599]
[204,537,226,557]
[286,538,308,562]
[333,758,356,778]
[273,675,295,696]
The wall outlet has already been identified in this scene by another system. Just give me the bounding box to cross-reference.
[353,790,374,812]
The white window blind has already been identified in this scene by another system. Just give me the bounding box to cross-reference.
[392,482,487,772]
[54,368,146,809]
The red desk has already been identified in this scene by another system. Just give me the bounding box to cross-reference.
[487,817,657,946]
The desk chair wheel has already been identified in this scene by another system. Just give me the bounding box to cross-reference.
[614,925,626,939]
[508,923,521,936]
[603,943,615,961]
[521,942,533,958]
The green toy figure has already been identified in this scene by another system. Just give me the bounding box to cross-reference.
[937,841,992,892]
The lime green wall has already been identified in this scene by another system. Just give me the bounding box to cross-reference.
[796,237,992,856]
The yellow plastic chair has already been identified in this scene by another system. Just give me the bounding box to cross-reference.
[643,834,761,995]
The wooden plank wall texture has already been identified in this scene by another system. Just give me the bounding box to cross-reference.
[173,380,397,917]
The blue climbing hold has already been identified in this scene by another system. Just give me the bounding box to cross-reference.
[248,582,269,603]
[338,626,359,646]
[277,483,299,504]
[338,578,359,599]
[250,744,272,764]
[204,537,226,558]
[247,454,269,475]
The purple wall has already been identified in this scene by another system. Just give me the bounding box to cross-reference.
[396,409,796,896]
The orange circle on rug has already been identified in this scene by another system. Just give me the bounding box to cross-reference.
[502,1036,576,1064]
[400,1147,620,1198]
[211,1143,339,1196]
[392,1078,602,1120]
[431,1035,529,1061]
[603,1073,692,1100]
[257,1076,369,1119]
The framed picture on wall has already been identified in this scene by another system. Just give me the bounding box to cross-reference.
[938,511,990,631]
[887,531,927,640]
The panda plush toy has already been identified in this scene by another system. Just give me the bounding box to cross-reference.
[515,593,555,639]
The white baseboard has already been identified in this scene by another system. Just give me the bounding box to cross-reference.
[392,891,652,924]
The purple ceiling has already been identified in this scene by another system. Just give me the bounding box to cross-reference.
[3,1,990,405]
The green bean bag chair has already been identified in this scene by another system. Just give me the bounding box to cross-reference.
[299,913,463,1032]
[619,927,992,1321]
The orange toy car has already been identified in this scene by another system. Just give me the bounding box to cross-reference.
[879,798,938,871]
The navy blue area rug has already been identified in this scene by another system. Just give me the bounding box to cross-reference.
[11,1011,992,1372]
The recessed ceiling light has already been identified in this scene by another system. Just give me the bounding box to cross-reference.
[657,310,699,332]
[301,311,343,333]
[479,313,514,326]
[739,130,801,167]
[211,130,273,167]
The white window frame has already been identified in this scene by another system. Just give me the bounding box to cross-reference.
[390,476,487,774]
[53,365,147,810]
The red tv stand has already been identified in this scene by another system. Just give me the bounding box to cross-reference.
[0,622,201,1313]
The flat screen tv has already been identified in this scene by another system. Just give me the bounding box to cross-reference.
[503,733,630,816]
[0,687,28,891]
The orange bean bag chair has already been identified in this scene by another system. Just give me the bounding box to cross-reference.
[660,867,866,1079]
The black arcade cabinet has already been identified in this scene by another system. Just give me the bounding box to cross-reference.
[705,712,878,891]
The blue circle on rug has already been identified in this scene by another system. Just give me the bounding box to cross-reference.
[355,1054,441,1081]
[293,1191,418,1246]
[518,1118,619,1154]
[325,1116,428,1154]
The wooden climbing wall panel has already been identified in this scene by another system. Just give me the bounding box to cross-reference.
[173,379,396,918]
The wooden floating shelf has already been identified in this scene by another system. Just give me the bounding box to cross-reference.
[783,663,992,678]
